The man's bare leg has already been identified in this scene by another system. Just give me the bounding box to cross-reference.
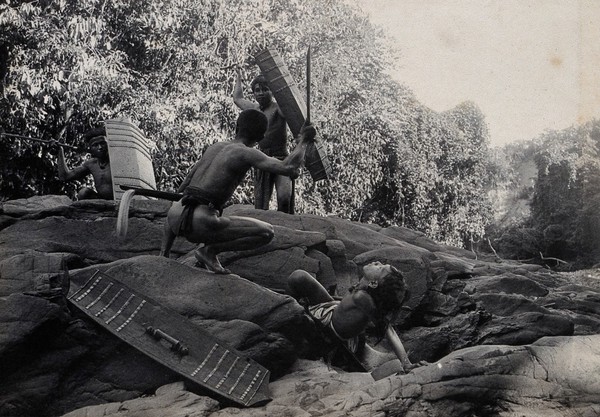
[194,244,231,274]
[287,270,333,304]
[186,215,275,274]
[164,203,278,274]
[254,170,274,210]
[196,232,274,274]
[160,220,177,258]
[77,187,99,200]
[275,174,293,213]
[204,232,273,252]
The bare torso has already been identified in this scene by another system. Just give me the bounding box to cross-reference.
[331,290,376,340]
[84,159,113,199]
[183,141,254,206]
[258,102,288,155]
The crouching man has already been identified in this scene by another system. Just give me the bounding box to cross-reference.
[161,109,315,274]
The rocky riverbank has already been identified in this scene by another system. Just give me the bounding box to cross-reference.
[1,196,599,416]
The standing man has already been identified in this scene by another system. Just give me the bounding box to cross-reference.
[57,126,113,200]
[233,69,295,213]
[160,109,315,274]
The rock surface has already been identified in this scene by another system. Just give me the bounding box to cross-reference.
[0,196,599,417]
[62,335,600,417]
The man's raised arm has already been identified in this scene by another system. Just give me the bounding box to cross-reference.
[233,69,258,110]
[57,146,89,181]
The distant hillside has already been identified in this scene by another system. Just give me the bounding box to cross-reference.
[486,120,600,269]
[490,156,536,228]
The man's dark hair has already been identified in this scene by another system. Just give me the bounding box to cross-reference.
[250,75,269,92]
[83,126,106,142]
[368,266,408,313]
[364,265,409,341]
[236,109,268,142]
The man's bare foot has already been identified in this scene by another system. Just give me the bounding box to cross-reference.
[194,246,231,274]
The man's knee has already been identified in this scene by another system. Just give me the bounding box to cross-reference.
[258,223,275,242]
[288,269,313,288]
[287,270,322,300]
[77,187,96,200]
[276,183,292,200]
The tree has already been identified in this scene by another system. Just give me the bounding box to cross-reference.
[362,101,495,247]
[1,0,499,251]
[495,119,600,268]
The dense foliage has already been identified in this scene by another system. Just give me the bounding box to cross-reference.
[364,102,493,247]
[490,120,600,268]
[1,0,496,247]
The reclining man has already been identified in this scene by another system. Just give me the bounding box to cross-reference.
[287,261,424,375]
[160,108,315,274]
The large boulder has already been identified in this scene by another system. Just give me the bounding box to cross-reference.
[71,255,308,344]
[0,251,73,297]
[225,205,410,259]
[0,255,310,416]
[1,195,73,216]
[1,196,600,417]
[0,198,194,263]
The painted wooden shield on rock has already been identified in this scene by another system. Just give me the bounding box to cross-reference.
[67,269,272,407]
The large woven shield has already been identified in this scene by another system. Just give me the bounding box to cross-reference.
[255,48,332,181]
[68,269,272,407]
[104,118,157,201]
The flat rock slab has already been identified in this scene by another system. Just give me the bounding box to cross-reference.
[62,381,220,417]
[70,256,307,339]
[60,335,600,417]
[1,195,73,216]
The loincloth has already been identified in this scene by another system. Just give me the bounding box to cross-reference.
[176,186,224,235]
[308,300,361,354]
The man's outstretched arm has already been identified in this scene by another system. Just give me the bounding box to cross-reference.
[245,124,316,177]
[385,325,413,370]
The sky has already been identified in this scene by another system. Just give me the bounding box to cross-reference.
[354,0,600,147]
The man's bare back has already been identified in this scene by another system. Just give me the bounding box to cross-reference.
[176,141,279,208]
[160,109,315,274]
